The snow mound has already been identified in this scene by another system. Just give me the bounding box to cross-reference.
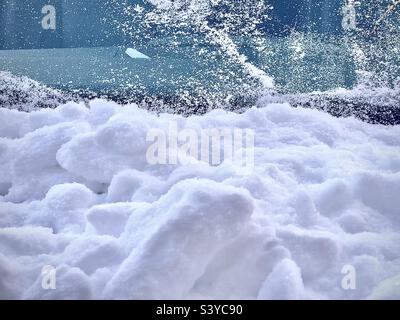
[0,99,400,300]
[0,72,71,112]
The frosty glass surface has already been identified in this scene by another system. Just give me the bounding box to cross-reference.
[0,0,399,98]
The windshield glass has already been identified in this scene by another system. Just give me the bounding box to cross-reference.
[0,0,399,105]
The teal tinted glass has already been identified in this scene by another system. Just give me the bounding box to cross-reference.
[0,1,399,100]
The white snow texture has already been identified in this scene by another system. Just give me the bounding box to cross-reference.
[0,99,400,300]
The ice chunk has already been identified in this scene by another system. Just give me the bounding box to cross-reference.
[125,48,150,60]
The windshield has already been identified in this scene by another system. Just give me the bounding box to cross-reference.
[1,0,399,104]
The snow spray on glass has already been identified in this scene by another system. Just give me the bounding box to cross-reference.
[111,0,275,92]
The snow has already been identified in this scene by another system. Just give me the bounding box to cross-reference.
[0,98,400,300]
[125,48,151,60]
[0,71,70,111]
[257,258,305,300]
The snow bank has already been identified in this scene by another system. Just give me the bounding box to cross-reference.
[0,99,400,300]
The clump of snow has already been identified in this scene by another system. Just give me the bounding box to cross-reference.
[86,203,136,237]
[257,258,305,300]
[0,99,400,300]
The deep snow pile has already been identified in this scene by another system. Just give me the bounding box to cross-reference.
[1,99,400,300]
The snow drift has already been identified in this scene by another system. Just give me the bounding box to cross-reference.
[0,99,400,299]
